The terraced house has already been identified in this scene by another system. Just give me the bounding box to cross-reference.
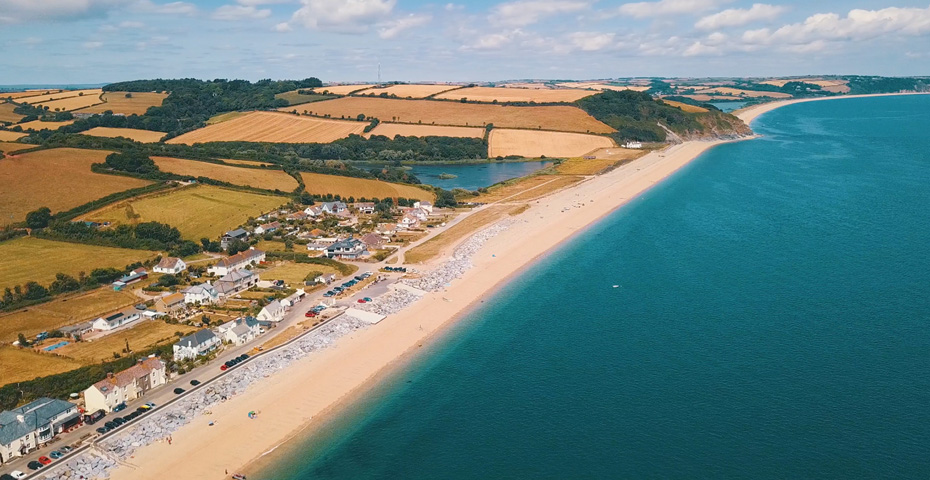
[0,398,79,464]
[83,357,167,413]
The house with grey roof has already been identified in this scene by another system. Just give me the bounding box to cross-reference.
[215,269,258,297]
[220,228,249,250]
[182,282,219,305]
[257,299,286,322]
[326,238,368,260]
[173,329,220,361]
[218,317,261,346]
[0,398,78,464]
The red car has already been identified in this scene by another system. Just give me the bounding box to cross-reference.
[38,456,52,465]
[220,364,228,371]
[357,299,367,303]
[304,311,316,317]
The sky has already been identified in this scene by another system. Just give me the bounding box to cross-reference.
[1,0,929,84]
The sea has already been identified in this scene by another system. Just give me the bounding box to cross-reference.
[260,95,930,479]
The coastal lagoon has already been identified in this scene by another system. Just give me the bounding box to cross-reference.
[369,161,553,191]
[263,95,930,478]
[709,100,748,112]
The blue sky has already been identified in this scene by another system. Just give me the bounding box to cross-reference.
[1,0,929,84]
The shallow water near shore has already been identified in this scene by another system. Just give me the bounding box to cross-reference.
[260,95,930,479]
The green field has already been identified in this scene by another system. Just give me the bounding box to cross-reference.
[0,237,158,291]
[84,185,288,240]
[274,90,337,106]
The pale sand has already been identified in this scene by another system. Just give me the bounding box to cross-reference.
[111,92,928,480]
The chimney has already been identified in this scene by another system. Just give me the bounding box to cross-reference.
[107,372,114,379]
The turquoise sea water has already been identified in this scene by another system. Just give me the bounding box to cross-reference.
[262,95,930,479]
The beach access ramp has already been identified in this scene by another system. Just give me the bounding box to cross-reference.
[344,308,387,324]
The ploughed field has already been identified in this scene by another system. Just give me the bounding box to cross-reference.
[81,127,167,143]
[300,172,435,201]
[366,123,485,139]
[151,157,298,191]
[166,111,367,145]
[0,147,152,225]
[83,185,288,240]
[434,86,597,103]
[76,91,169,115]
[488,129,615,158]
[0,237,157,292]
[292,97,615,134]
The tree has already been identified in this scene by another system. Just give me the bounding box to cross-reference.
[434,189,457,208]
[17,333,30,347]
[125,93,133,98]
[22,281,49,300]
[157,274,179,287]
[25,207,52,229]
[49,273,80,294]
[226,239,250,255]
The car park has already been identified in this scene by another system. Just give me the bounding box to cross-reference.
[174,387,185,394]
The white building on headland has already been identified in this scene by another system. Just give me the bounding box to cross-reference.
[622,141,643,149]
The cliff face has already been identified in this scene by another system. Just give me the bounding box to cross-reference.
[676,111,753,141]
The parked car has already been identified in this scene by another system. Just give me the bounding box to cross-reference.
[28,460,44,470]
[113,402,127,412]
[104,421,117,429]
[238,354,249,361]
[220,364,228,371]
[60,446,73,453]
[9,471,27,479]
[357,299,367,303]
[174,387,185,394]
[49,450,64,459]
[112,418,125,426]
[96,426,109,434]
[190,379,201,386]
[1,473,16,480]
[305,311,316,317]
[144,402,157,409]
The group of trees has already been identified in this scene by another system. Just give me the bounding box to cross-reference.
[32,216,199,256]
[0,268,127,312]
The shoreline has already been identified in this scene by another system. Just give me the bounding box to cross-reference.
[101,92,918,480]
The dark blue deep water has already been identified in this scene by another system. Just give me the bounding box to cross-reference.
[262,95,930,479]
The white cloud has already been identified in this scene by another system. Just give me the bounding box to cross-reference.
[134,0,197,15]
[273,21,292,31]
[696,3,785,30]
[119,20,145,28]
[742,5,930,47]
[0,0,127,23]
[566,31,616,51]
[213,4,271,20]
[490,0,589,27]
[614,0,731,19]
[378,13,431,39]
[469,29,525,50]
[83,41,104,49]
[286,0,396,32]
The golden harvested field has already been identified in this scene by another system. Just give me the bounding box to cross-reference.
[167,111,366,145]
[0,141,35,153]
[207,111,248,125]
[84,185,287,240]
[294,97,614,134]
[554,148,646,175]
[151,157,298,191]
[760,78,850,93]
[21,89,101,105]
[406,204,526,264]
[366,123,484,139]
[300,172,434,201]
[0,148,151,225]
[660,100,708,113]
[76,91,169,115]
[0,347,84,386]
[55,320,198,364]
[435,86,596,103]
[0,289,138,342]
[36,95,105,112]
[694,87,792,99]
[557,82,650,92]
[679,94,741,102]
[223,158,274,167]
[488,129,614,158]
[82,127,166,143]
[0,103,24,123]
[0,130,26,141]
[314,84,376,95]
[16,119,76,131]
[1,90,62,100]
[0,237,157,292]
[360,84,459,99]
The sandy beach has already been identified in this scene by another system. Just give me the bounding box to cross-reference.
[103,95,912,480]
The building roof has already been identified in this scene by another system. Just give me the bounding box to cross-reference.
[155,257,182,269]
[91,357,165,394]
[263,299,284,312]
[159,292,185,306]
[259,221,281,230]
[328,238,363,251]
[224,228,248,238]
[176,329,218,348]
[0,398,75,446]
[361,233,384,247]
[183,282,217,296]
[60,321,94,334]
[214,249,265,268]
[220,269,255,283]
[99,307,140,324]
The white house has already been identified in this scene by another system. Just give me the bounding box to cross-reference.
[254,221,282,235]
[208,248,266,276]
[182,282,219,305]
[321,201,348,214]
[152,257,187,274]
[304,205,323,217]
[376,223,397,235]
[215,269,258,297]
[622,141,643,149]
[218,317,261,346]
[281,289,306,308]
[257,300,286,322]
[315,273,336,284]
[399,213,421,230]
[414,201,433,214]
[92,308,141,332]
[83,358,166,413]
[326,238,368,260]
[0,398,80,464]
[173,329,221,361]
[353,202,376,214]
